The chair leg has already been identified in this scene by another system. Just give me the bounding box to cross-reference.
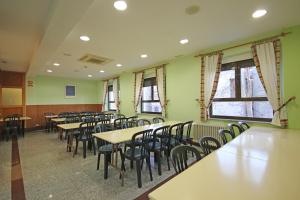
[97,153,101,170]
[157,152,161,176]
[136,160,142,188]
[83,141,87,158]
[146,157,153,181]
[166,150,170,170]
[92,139,96,156]
[104,153,109,179]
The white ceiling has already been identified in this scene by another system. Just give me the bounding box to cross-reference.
[0,0,52,72]
[4,0,300,79]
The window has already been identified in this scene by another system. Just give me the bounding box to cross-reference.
[210,59,273,122]
[65,85,76,97]
[108,85,116,111]
[141,77,162,114]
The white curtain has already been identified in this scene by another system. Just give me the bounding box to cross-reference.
[134,72,144,112]
[102,81,108,111]
[156,66,166,117]
[254,42,285,126]
[200,53,223,121]
[113,78,120,113]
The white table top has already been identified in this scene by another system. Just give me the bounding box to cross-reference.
[93,121,181,144]
[0,116,31,122]
[57,119,115,130]
[148,126,300,200]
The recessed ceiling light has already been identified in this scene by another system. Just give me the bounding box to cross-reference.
[53,63,60,66]
[116,64,122,67]
[114,1,127,11]
[140,54,148,58]
[99,70,105,73]
[252,9,267,18]
[88,74,92,77]
[180,38,189,44]
[47,69,53,73]
[80,35,90,41]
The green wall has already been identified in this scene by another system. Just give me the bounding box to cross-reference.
[117,25,300,129]
[26,75,101,105]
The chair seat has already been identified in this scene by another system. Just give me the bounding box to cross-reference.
[146,141,166,151]
[124,148,148,159]
[99,144,113,152]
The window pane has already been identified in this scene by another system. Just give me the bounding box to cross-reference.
[108,91,114,101]
[214,69,235,98]
[142,102,162,113]
[109,103,116,110]
[241,66,267,97]
[212,101,273,119]
[153,86,159,100]
[142,86,152,100]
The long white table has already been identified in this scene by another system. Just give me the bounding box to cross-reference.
[148,126,300,200]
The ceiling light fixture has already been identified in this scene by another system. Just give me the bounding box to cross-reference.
[114,1,127,11]
[180,38,189,44]
[140,54,148,58]
[47,69,53,73]
[80,35,90,41]
[252,9,267,18]
[100,70,105,73]
[53,63,60,66]
[116,64,122,67]
[88,74,92,77]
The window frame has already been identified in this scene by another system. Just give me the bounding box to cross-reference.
[107,85,116,111]
[141,77,162,114]
[209,59,272,122]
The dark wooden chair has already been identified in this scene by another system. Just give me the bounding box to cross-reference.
[121,129,153,188]
[218,129,235,145]
[199,136,221,156]
[171,145,202,174]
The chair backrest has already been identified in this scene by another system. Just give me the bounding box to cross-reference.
[136,119,151,127]
[94,121,110,147]
[169,123,183,146]
[199,136,221,156]
[126,116,138,128]
[129,129,153,159]
[238,121,250,131]
[78,122,95,139]
[152,117,165,124]
[228,123,244,136]
[114,117,128,129]
[4,115,20,127]
[171,145,202,174]
[182,121,193,138]
[148,125,170,150]
[218,129,235,145]
[115,113,126,119]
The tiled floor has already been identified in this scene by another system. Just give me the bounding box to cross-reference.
[0,131,175,200]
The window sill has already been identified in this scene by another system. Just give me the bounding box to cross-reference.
[209,117,271,124]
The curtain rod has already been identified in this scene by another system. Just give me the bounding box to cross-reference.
[195,32,291,57]
[133,63,168,74]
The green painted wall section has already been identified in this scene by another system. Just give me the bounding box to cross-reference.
[117,25,300,129]
[26,75,101,105]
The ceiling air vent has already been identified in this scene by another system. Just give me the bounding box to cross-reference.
[79,54,112,65]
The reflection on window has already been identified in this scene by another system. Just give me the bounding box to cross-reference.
[141,77,162,114]
[211,59,273,122]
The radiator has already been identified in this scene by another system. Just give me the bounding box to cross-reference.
[192,123,225,143]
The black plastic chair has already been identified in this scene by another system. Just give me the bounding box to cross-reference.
[114,117,128,129]
[73,122,96,158]
[115,113,126,119]
[95,122,124,179]
[169,123,183,147]
[152,117,165,124]
[145,125,170,175]
[3,116,21,141]
[121,129,153,188]
[228,123,244,136]
[238,121,250,131]
[136,119,151,126]
[181,121,193,145]
[218,129,235,145]
[126,116,138,128]
[199,136,221,156]
[44,112,55,132]
[171,145,202,174]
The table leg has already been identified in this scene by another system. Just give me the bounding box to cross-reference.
[22,120,25,137]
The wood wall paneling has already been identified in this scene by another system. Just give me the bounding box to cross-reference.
[26,104,102,128]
